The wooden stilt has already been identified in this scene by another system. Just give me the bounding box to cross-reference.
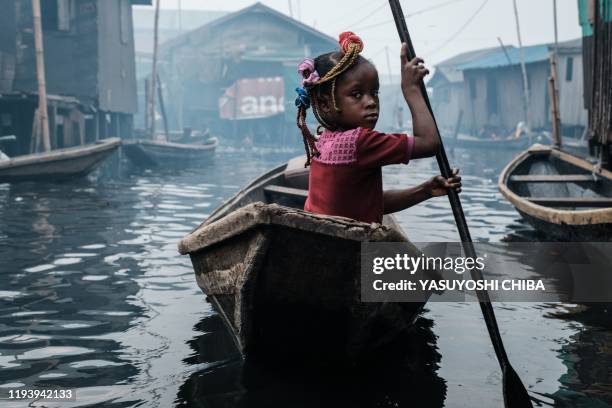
[31,0,51,152]
[147,0,161,138]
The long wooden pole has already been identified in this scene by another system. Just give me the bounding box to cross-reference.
[550,0,562,148]
[549,58,562,148]
[388,2,533,407]
[512,0,532,133]
[147,0,161,138]
[497,37,513,65]
[32,0,51,152]
[552,0,559,65]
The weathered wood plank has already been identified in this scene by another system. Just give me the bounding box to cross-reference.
[527,197,612,207]
[263,185,308,200]
[510,174,596,183]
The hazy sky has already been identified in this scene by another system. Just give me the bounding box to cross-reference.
[151,0,582,79]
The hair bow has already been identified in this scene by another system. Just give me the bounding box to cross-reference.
[294,87,311,109]
[298,58,320,88]
[339,31,364,54]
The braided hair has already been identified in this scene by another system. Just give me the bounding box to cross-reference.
[296,32,366,166]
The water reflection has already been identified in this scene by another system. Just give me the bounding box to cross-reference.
[547,306,612,407]
[177,315,446,408]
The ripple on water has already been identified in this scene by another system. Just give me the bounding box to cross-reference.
[70,360,124,368]
[2,310,55,318]
[19,346,93,360]
[53,258,82,266]
[81,275,109,282]
[39,372,67,379]
[79,244,106,250]
[0,291,25,300]
[23,264,55,273]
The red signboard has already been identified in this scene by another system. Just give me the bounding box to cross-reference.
[219,77,285,120]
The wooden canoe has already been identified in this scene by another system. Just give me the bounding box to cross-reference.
[499,144,612,240]
[123,137,217,167]
[178,156,427,363]
[0,138,121,183]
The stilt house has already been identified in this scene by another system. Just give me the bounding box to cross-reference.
[0,0,146,156]
[156,2,337,147]
[430,39,586,138]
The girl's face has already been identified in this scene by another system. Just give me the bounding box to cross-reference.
[320,62,380,130]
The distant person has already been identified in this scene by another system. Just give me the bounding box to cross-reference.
[202,127,211,140]
[513,121,529,139]
[295,32,461,224]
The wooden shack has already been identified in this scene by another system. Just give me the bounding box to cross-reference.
[157,2,337,147]
[428,47,498,136]
[0,0,145,157]
[430,40,586,138]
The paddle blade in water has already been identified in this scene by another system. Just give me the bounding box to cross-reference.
[503,365,533,408]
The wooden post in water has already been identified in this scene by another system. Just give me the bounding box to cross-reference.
[147,0,161,139]
[548,57,562,148]
[549,0,562,148]
[512,0,532,134]
[32,0,51,152]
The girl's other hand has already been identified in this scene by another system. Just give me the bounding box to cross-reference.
[400,43,429,94]
[427,168,462,197]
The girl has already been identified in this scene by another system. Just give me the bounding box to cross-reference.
[295,32,461,224]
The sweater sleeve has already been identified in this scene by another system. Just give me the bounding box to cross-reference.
[355,128,414,168]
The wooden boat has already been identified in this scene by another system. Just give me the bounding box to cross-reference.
[122,137,218,167]
[0,138,121,183]
[499,144,612,240]
[178,156,427,363]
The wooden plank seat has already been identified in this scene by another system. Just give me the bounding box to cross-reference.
[527,197,612,207]
[263,185,308,200]
[510,174,596,183]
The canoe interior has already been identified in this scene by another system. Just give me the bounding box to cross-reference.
[205,155,403,230]
[507,152,612,211]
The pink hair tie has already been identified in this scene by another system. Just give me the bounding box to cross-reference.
[298,58,320,88]
[339,31,364,54]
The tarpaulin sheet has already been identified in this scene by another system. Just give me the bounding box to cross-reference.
[219,77,284,120]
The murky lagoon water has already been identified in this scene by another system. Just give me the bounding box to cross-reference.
[0,147,610,407]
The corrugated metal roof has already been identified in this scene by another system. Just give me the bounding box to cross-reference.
[160,2,336,55]
[436,46,501,67]
[456,44,550,70]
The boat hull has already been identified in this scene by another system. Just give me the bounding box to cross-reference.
[499,145,612,240]
[0,138,121,183]
[123,139,217,167]
[181,203,424,363]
